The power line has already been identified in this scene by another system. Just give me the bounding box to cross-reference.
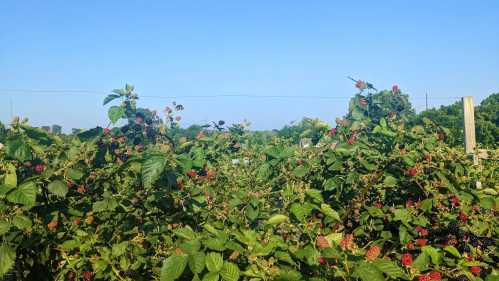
[0,88,462,101]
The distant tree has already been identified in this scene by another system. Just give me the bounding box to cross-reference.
[412,93,498,147]
[277,118,330,144]
[475,93,499,146]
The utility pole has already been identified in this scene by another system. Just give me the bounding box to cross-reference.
[425,92,428,110]
[462,96,477,165]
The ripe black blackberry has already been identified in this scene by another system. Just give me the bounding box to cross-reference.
[457,242,470,253]
[454,275,469,281]
[122,269,137,278]
[482,237,493,247]
[469,233,480,247]
[120,154,129,161]
[447,221,460,235]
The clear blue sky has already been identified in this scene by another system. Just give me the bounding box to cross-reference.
[1,1,498,131]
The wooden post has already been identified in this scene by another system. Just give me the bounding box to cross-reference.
[462,96,477,164]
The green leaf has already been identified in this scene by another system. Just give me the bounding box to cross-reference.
[173,226,197,240]
[325,232,343,246]
[393,209,410,225]
[108,106,125,124]
[181,239,201,254]
[103,94,121,105]
[206,252,223,272]
[0,185,15,196]
[160,254,188,281]
[77,127,103,141]
[12,215,32,230]
[6,181,37,206]
[305,189,323,203]
[422,246,441,265]
[0,244,16,278]
[443,246,461,258]
[399,225,411,244]
[220,262,240,281]
[48,180,68,197]
[411,253,429,271]
[188,252,205,274]
[202,272,219,281]
[290,203,313,222]
[67,168,84,180]
[112,88,126,95]
[4,164,17,187]
[112,242,128,257]
[293,165,309,178]
[93,197,118,213]
[0,221,10,235]
[266,214,288,225]
[275,251,296,265]
[367,207,384,218]
[61,240,80,250]
[142,153,168,189]
[204,237,226,251]
[6,139,32,162]
[320,204,341,221]
[383,175,397,187]
[354,262,385,281]
[373,260,408,280]
[245,205,259,221]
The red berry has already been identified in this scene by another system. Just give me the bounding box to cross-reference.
[347,136,355,145]
[401,253,413,267]
[82,271,93,281]
[176,178,184,189]
[103,128,110,135]
[416,239,427,247]
[450,196,460,206]
[329,127,337,136]
[429,271,441,280]
[355,80,367,90]
[74,218,81,225]
[408,167,418,177]
[316,236,330,249]
[415,226,429,237]
[186,170,197,178]
[340,234,354,250]
[415,200,422,209]
[392,84,400,94]
[470,266,481,275]
[47,220,58,231]
[406,199,414,208]
[458,212,468,222]
[359,97,368,106]
[418,274,431,281]
[35,164,44,174]
[365,245,381,261]
[423,154,431,161]
[406,241,414,249]
[318,256,327,265]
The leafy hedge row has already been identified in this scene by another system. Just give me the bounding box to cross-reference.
[0,86,497,281]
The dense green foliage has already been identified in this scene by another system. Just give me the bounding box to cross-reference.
[0,85,497,281]
[413,94,498,147]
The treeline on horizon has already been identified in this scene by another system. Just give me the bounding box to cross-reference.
[0,92,497,148]
[171,92,498,148]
